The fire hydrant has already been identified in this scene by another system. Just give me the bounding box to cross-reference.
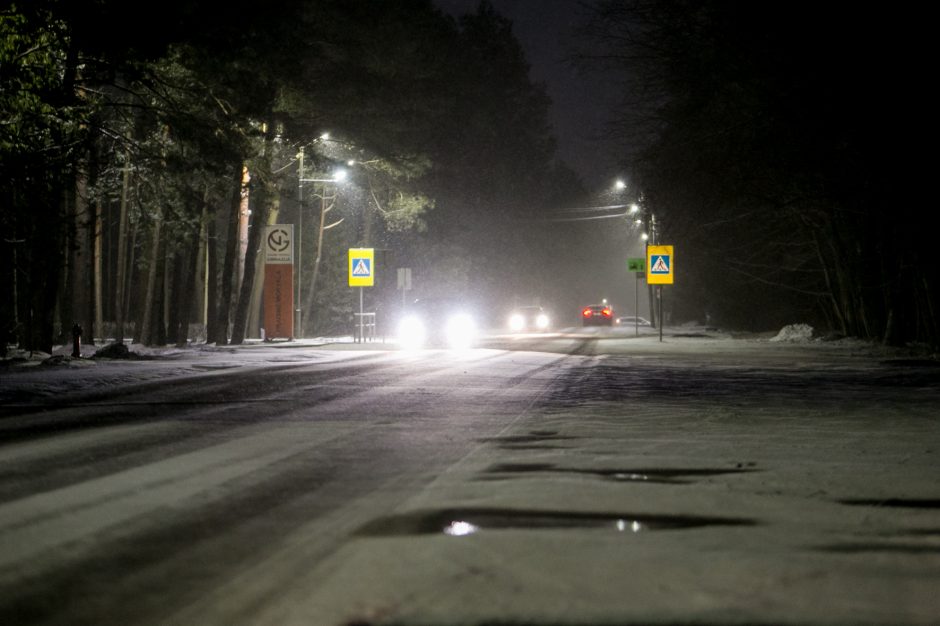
[71,323,82,358]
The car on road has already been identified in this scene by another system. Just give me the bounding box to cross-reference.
[507,305,551,332]
[617,315,651,327]
[397,297,478,349]
[581,304,614,326]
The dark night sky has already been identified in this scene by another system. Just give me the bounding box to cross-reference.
[435,0,621,191]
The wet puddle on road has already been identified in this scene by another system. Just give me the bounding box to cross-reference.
[355,507,757,537]
[817,543,940,554]
[476,431,580,451]
[837,498,940,509]
[478,463,759,484]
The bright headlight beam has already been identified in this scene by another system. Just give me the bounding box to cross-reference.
[398,315,426,349]
[445,313,476,349]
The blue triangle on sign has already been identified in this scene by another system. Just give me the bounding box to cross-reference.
[651,255,670,273]
[352,259,371,276]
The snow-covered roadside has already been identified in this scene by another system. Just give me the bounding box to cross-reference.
[0,337,383,402]
[1,324,936,404]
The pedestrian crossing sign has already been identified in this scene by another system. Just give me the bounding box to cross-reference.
[646,245,674,284]
[348,248,375,287]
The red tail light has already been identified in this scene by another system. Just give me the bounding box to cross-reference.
[582,307,593,318]
[602,307,612,317]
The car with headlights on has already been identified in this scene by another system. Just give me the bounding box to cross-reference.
[507,305,550,332]
[581,304,614,326]
[397,297,478,349]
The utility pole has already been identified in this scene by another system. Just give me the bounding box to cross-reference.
[296,147,304,338]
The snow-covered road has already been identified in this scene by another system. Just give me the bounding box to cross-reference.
[1,329,938,625]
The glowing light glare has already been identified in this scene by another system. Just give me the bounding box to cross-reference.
[614,179,626,190]
[332,168,348,182]
[444,521,478,536]
[641,233,649,241]
[397,315,426,349]
[630,203,640,214]
[615,519,644,533]
[535,313,549,329]
[445,313,477,349]
[509,313,525,331]
[319,132,330,140]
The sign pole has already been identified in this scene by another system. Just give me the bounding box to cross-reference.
[348,248,375,343]
[626,257,645,337]
[646,245,673,343]
[635,273,639,336]
[658,286,663,342]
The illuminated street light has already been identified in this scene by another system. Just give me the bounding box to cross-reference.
[614,179,627,191]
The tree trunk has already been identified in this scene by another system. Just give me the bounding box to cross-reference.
[231,195,270,345]
[212,161,245,345]
[71,170,94,345]
[205,211,220,344]
[114,165,131,345]
[302,193,334,336]
[93,183,104,342]
[138,209,163,346]
[173,220,202,347]
[248,192,280,336]
[192,195,210,340]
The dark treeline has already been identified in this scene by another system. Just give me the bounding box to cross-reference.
[583,0,936,347]
[1,0,579,352]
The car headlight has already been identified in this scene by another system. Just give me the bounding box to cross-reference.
[509,313,525,331]
[535,313,549,329]
[445,313,476,349]
[397,315,426,349]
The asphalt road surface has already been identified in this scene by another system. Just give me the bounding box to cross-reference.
[1,330,938,625]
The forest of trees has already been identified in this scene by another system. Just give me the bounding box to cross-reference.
[3,0,936,354]
[1,0,580,353]
[583,0,936,347]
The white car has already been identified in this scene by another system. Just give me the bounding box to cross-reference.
[617,315,651,326]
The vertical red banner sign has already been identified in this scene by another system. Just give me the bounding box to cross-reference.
[263,225,294,339]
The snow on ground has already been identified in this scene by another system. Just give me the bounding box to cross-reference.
[1,325,935,404]
[0,337,372,402]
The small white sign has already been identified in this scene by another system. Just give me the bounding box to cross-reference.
[397,267,412,290]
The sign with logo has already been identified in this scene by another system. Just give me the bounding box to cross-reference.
[646,245,674,285]
[264,225,293,264]
[348,248,375,287]
[263,225,294,338]
[627,258,645,273]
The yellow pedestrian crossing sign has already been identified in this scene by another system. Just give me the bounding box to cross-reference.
[348,248,374,287]
[646,245,674,285]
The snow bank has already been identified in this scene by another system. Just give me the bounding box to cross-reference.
[769,323,814,343]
